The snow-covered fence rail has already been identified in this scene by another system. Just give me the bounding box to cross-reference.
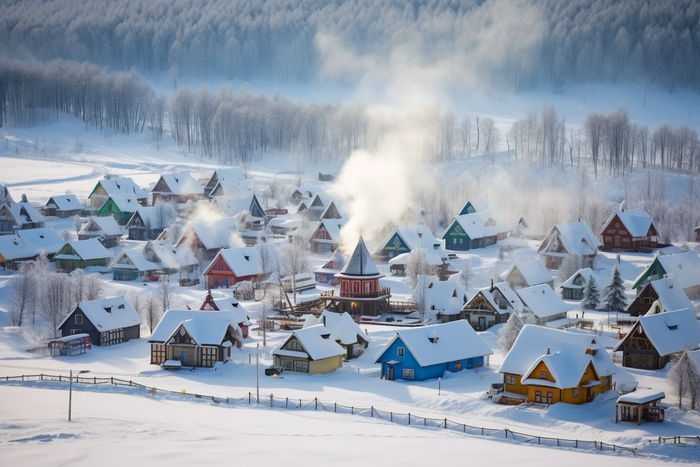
[654,436,700,445]
[2,373,639,457]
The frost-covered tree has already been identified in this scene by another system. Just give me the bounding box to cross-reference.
[279,239,309,304]
[459,260,472,290]
[557,255,583,283]
[498,313,537,351]
[581,276,600,311]
[405,248,437,288]
[41,272,71,337]
[601,265,627,312]
[10,263,36,327]
[667,350,700,410]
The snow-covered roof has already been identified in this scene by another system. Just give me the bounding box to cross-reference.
[304,311,370,346]
[613,308,700,356]
[94,177,147,200]
[318,218,348,243]
[378,224,442,253]
[314,249,347,275]
[0,227,65,260]
[152,172,204,196]
[559,268,607,290]
[59,296,141,331]
[210,247,263,277]
[6,201,44,226]
[388,247,445,267]
[500,325,617,381]
[212,298,252,327]
[125,206,169,230]
[467,281,522,315]
[635,251,700,290]
[649,278,695,313]
[538,221,600,257]
[617,389,665,404]
[292,185,322,201]
[516,284,571,318]
[106,194,141,212]
[447,210,510,239]
[58,239,110,260]
[213,193,263,219]
[268,213,302,231]
[45,194,84,212]
[375,321,493,367]
[460,198,491,214]
[412,275,468,316]
[79,216,122,237]
[502,259,553,287]
[208,168,248,196]
[179,217,239,250]
[602,208,655,238]
[337,237,382,278]
[149,309,240,345]
[273,324,346,361]
[109,248,159,272]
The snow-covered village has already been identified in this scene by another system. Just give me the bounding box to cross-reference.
[2,1,700,466]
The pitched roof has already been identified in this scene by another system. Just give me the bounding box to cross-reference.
[466,281,522,315]
[304,311,371,346]
[59,297,141,331]
[0,227,65,260]
[213,193,265,219]
[152,172,204,195]
[79,216,122,237]
[109,249,159,272]
[207,247,263,277]
[538,221,600,257]
[602,208,655,237]
[146,241,198,269]
[106,194,141,212]
[446,210,510,239]
[273,324,346,361]
[58,239,111,260]
[7,201,44,226]
[613,308,700,356]
[500,325,617,382]
[178,217,239,250]
[93,177,148,200]
[317,218,348,244]
[45,194,84,212]
[375,321,493,367]
[207,168,247,196]
[125,206,171,231]
[649,278,695,313]
[413,275,468,316]
[502,259,553,287]
[379,224,442,252]
[633,251,700,290]
[149,309,241,345]
[516,284,571,319]
[559,268,607,290]
[337,237,381,278]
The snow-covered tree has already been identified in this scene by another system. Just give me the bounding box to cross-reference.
[667,350,700,410]
[459,260,472,290]
[279,238,309,304]
[10,263,36,327]
[601,265,627,312]
[557,254,583,283]
[405,248,437,288]
[498,313,537,351]
[581,275,600,311]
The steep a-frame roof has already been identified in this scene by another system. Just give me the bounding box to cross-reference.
[337,237,381,278]
[600,208,656,238]
[151,172,204,196]
[632,251,700,290]
[613,307,700,356]
[90,177,148,200]
[538,221,600,257]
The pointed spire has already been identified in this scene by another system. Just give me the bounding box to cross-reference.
[338,237,381,277]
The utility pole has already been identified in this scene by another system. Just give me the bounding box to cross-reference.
[256,343,260,404]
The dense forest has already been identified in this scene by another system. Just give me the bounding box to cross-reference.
[1,0,699,92]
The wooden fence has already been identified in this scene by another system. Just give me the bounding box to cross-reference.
[0,373,645,456]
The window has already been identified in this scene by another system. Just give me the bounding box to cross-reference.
[294,360,309,373]
[75,314,83,325]
[454,361,462,372]
[397,347,405,357]
[546,392,553,404]
[151,344,165,364]
[403,369,414,379]
[573,388,579,397]
[535,390,542,403]
[539,370,547,379]
[70,329,82,335]
[505,375,516,385]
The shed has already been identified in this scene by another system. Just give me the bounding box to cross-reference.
[615,389,665,425]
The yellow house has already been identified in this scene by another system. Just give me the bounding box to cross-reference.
[499,325,616,405]
[273,324,345,375]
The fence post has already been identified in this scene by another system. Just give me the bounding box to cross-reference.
[371,406,374,417]
[286,397,288,408]
[111,377,113,384]
[538,437,540,445]
[505,429,508,439]
[351,406,354,415]
[315,397,318,410]
[390,412,393,422]
[444,418,447,429]
[249,392,251,404]
[270,394,274,407]
[575,440,578,448]
[334,403,337,413]
[408,413,411,425]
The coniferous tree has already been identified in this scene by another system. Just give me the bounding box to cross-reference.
[581,276,600,310]
[602,265,627,312]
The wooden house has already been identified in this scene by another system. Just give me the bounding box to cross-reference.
[460,280,520,330]
[202,246,266,289]
[58,297,141,346]
[442,210,509,251]
[516,284,572,328]
[303,311,371,359]
[175,217,240,263]
[412,275,468,323]
[0,184,14,206]
[314,249,346,285]
[538,221,600,269]
[0,227,64,269]
[372,205,425,244]
[213,193,268,233]
[321,237,391,317]
[612,305,700,370]
[290,185,322,204]
[125,206,173,240]
[272,325,346,374]
[599,207,658,252]
[375,321,493,381]
[203,167,247,197]
[0,199,45,231]
[512,216,542,240]
[374,224,444,261]
[268,213,302,237]
[458,198,492,215]
[149,309,243,368]
[198,292,253,339]
[310,218,347,254]
[53,239,111,273]
[559,268,607,301]
[499,325,616,405]
[150,172,205,205]
[96,194,141,225]
[500,259,554,290]
[632,250,700,299]
[44,194,84,218]
[78,215,123,248]
[615,389,666,425]
[110,249,160,281]
[626,277,694,317]
[306,192,331,221]
[87,176,148,209]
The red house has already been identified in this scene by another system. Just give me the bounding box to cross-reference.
[599,208,658,252]
[202,247,266,289]
[198,291,252,339]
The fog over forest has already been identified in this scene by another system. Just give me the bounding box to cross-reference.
[1,0,700,244]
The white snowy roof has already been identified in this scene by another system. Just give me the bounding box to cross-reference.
[538,221,600,257]
[639,251,700,290]
[59,297,141,331]
[80,216,122,237]
[58,239,110,260]
[378,224,441,252]
[107,194,141,212]
[292,185,322,201]
[110,249,159,272]
[603,208,654,237]
[516,284,571,318]
[375,321,492,366]
[212,298,252,327]
[96,177,148,200]
[45,194,84,212]
[649,278,695,313]
[304,311,371,346]
[613,308,700,356]
[268,213,302,230]
[273,324,346,361]
[147,241,198,269]
[559,268,607,290]
[318,218,348,243]
[213,194,261,218]
[469,281,522,315]
[412,275,468,316]
[0,227,64,260]
[152,172,204,196]
[389,247,445,267]
[502,259,553,287]
[448,210,510,239]
[7,201,44,226]
[338,237,382,278]
[126,206,168,230]
[149,309,240,345]
[617,389,665,404]
[500,325,617,381]
[179,217,239,250]
[208,168,248,196]
[210,247,263,277]
[462,199,491,214]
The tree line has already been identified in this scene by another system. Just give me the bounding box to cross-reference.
[0,0,698,92]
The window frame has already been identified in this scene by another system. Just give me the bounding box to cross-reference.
[403,368,414,379]
[397,347,405,357]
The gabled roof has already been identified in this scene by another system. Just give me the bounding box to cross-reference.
[502,259,553,287]
[413,275,468,316]
[291,185,322,201]
[151,172,204,196]
[320,201,343,220]
[316,218,348,244]
[59,297,141,331]
[149,309,241,345]
[445,210,509,239]
[57,239,111,260]
[465,281,522,315]
[613,308,700,356]
[205,247,263,278]
[177,217,239,251]
[273,324,346,361]
[213,193,265,219]
[125,206,171,231]
[648,278,695,313]
[45,194,84,212]
[91,177,147,200]
[211,298,252,327]
[0,227,65,260]
[304,311,371,346]
[79,216,122,237]
[459,199,491,215]
[538,221,600,257]
[206,168,247,196]
[500,325,617,380]
[109,248,159,272]
[516,284,571,319]
[559,268,607,290]
[337,237,382,278]
[105,194,141,212]
[6,201,44,226]
[314,249,347,275]
[146,241,198,269]
[601,208,655,237]
[378,224,442,253]
[633,251,700,290]
[375,321,493,367]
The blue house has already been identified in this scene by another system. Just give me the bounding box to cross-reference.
[374,321,493,381]
[57,297,141,346]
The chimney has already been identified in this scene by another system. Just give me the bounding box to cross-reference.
[490,278,494,292]
[546,347,551,355]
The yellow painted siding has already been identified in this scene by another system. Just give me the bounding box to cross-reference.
[309,355,343,375]
[531,361,556,383]
[503,373,526,395]
[527,385,560,404]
